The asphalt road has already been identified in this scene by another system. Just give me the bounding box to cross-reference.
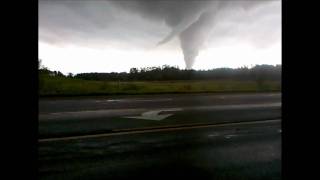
[39,92,280,113]
[39,93,281,180]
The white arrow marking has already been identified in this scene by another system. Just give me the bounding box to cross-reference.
[125,108,183,121]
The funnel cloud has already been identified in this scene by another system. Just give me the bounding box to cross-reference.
[148,1,274,69]
[110,0,278,69]
[39,0,281,71]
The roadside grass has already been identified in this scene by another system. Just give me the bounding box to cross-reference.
[39,75,281,96]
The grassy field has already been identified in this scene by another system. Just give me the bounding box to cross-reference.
[39,75,281,96]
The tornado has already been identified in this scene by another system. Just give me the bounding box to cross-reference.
[156,1,270,69]
[179,11,216,69]
[111,0,273,69]
[157,2,221,69]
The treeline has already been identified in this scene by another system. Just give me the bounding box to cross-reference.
[73,65,281,81]
[39,59,73,78]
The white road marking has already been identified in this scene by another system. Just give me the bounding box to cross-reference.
[133,98,172,102]
[96,98,172,103]
[39,103,281,121]
[187,103,281,111]
[208,133,219,137]
[125,108,183,121]
[225,134,238,139]
[106,99,122,102]
[39,108,147,121]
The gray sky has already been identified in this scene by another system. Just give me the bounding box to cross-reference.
[39,0,281,74]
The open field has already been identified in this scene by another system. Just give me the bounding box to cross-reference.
[39,75,281,96]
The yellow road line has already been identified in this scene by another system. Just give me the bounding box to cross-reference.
[38,119,281,143]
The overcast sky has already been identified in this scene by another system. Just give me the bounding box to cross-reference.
[39,0,281,74]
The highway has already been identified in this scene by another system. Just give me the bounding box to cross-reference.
[39,93,281,180]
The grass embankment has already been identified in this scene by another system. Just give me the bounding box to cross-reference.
[39,75,281,97]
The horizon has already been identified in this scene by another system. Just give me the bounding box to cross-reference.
[39,62,281,76]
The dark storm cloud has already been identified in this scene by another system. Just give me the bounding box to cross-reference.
[39,0,170,48]
[39,0,281,68]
